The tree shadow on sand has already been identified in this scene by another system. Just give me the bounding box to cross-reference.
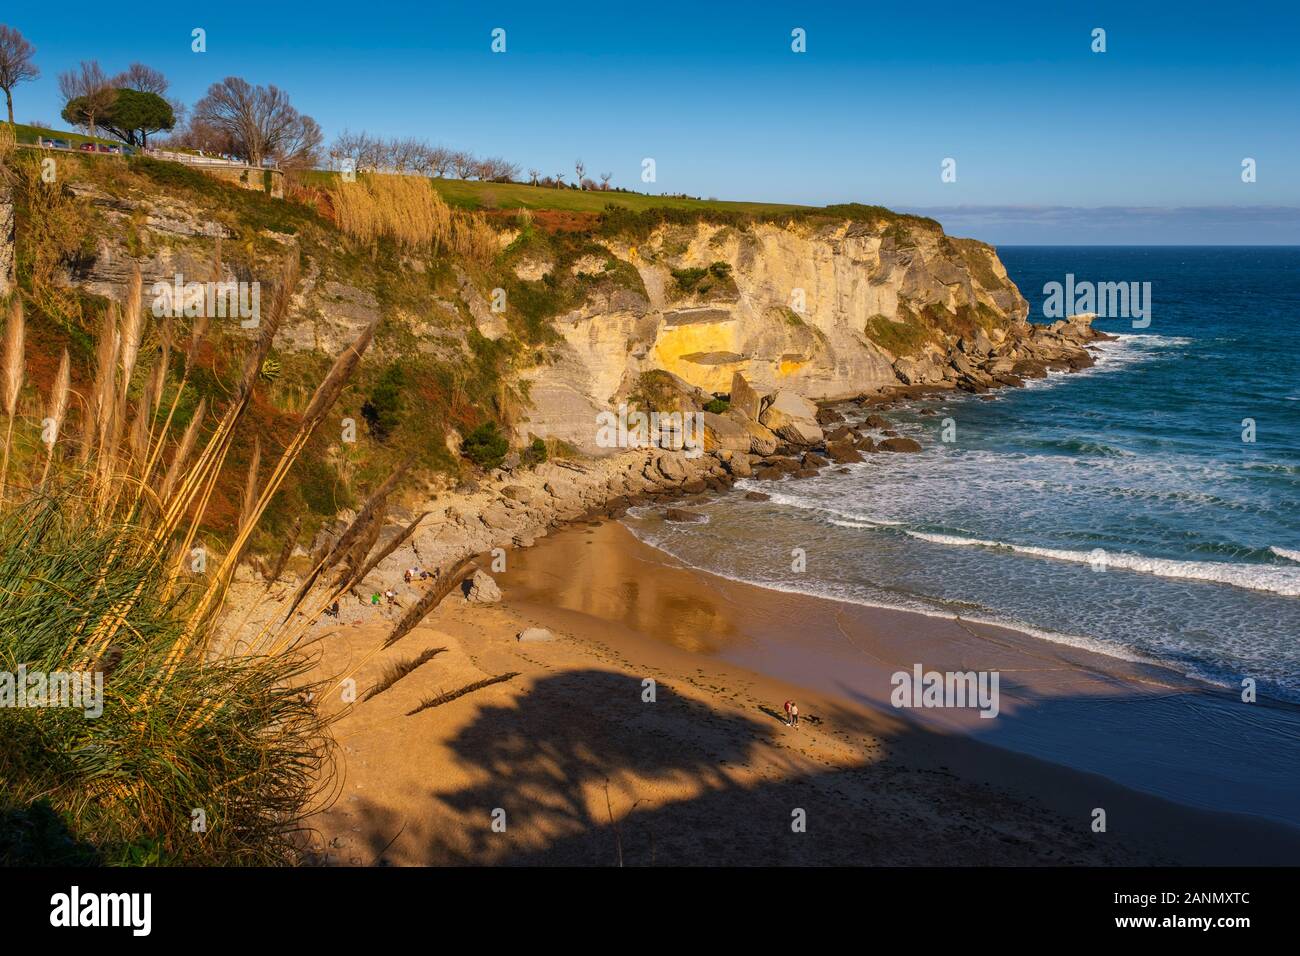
[330,668,1277,866]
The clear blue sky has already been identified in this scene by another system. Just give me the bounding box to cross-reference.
[6,0,1298,242]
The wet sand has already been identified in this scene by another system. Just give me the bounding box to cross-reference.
[305,520,1300,865]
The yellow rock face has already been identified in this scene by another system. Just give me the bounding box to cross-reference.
[778,356,808,377]
[652,318,746,392]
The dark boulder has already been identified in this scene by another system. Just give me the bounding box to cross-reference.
[879,436,922,453]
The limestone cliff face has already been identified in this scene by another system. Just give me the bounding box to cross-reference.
[520,217,1029,453]
[42,167,1033,461]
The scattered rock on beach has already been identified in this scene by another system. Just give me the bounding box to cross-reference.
[464,569,502,604]
[517,627,555,643]
[664,508,707,523]
[743,491,770,501]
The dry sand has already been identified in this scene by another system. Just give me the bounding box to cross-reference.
[305,520,1300,866]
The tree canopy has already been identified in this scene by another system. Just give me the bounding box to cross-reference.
[62,88,175,147]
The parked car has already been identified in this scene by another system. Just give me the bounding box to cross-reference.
[78,143,97,152]
[52,139,70,150]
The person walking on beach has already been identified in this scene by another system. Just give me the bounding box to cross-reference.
[789,700,799,729]
[783,699,794,726]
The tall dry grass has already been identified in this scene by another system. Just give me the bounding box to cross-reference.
[326,172,498,264]
[0,251,386,865]
[328,172,452,251]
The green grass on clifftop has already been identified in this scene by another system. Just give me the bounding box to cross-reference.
[10,123,119,148]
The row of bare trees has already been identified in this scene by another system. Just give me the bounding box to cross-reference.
[525,161,614,191]
[328,136,624,190]
[328,131,520,182]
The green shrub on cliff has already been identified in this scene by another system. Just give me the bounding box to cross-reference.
[362,363,407,440]
[865,313,932,355]
[522,436,548,467]
[462,422,509,470]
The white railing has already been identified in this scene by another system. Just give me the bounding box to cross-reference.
[142,148,271,171]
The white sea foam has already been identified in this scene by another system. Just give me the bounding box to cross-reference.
[1271,546,1300,564]
[905,531,1300,596]
[756,489,903,526]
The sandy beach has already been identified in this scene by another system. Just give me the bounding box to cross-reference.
[305,518,1300,866]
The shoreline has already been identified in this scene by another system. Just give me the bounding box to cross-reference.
[304,517,1300,865]
[500,520,1300,832]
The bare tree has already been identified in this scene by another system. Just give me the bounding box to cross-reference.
[387,136,425,173]
[58,61,115,137]
[0,25,39,126]
[272,113,322,170]
[451,150,477,179]
[574,159,585,184]
[113,62,168,95]
[427,145,453,177]
[159,115,237,155]
[191,76,321,168]
[474,156,519,183]
[527,168,539,186]
[599,171,612,190]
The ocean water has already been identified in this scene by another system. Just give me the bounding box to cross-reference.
[628,247,1300,702]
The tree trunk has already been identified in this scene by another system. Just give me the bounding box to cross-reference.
[4,90,12,126]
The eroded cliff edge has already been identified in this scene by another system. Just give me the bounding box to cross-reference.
[502,212,1103,454]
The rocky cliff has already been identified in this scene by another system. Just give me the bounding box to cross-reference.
[32,158,1102,468]
[511,214,1098,454]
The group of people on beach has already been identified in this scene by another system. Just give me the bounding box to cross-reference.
[318,565,432,622]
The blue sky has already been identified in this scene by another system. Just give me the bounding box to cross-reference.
[6,0,1298,242]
